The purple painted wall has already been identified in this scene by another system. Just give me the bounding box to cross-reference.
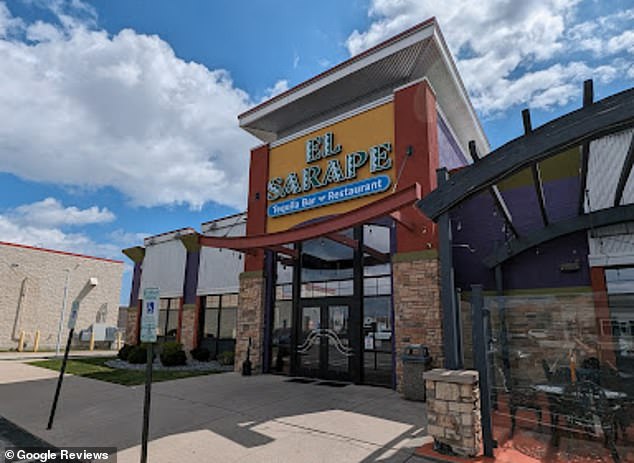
[438,114,469,169]
[129,261,142,307]
[451,176,590,291]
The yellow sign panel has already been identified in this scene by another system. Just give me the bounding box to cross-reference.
[267,102,394,232]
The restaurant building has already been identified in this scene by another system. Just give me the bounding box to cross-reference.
[124,18,486,388]
[123,16,634,459]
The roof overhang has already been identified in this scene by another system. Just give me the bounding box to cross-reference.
[238,18,488,155]
[198,183,423,251]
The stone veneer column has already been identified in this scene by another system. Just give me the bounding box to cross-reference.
[180,303,197,352]
[178,233,201,353]
[234,271,265,373]
[393,251,444,390]
[122,246,145,346]
[423,369,482,457]
[125,305,139,345]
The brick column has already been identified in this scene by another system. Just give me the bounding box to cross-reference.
[393,251,443,390]
[235,271,265,373]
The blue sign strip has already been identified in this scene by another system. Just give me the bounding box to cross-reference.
[267,175,391,218]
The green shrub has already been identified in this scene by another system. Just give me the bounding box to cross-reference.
[217,350,235,366]
[127,345,149,364]
[117,344,134,361]
[190,347,210,362]
[160,341,187,367]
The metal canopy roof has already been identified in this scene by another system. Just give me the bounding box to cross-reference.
[238,18,488,155]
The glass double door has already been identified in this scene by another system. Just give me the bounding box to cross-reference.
[296,300,353,381]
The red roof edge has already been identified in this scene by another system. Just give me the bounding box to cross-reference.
[238,17,437,120]
[0,241,124,264]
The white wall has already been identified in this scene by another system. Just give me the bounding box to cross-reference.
[585,128,634,267]
[197,214,245,295]
[586,128,634,212]
[140,239,187,298]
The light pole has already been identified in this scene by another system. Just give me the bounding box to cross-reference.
[55,264,79,356]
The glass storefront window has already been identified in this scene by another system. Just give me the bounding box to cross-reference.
[363,295,393,386]
[198,293,238,361]
[158,297,179,337]
[301,232,354,285]
[201,294,237,340]
[272,257,295,374]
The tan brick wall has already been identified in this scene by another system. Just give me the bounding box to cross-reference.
[180,304,197,352]
[234,272,265,373]
[0,243,123,350]
[393,256,443,389]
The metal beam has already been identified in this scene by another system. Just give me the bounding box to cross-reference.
[613,133,634,207]
[483,203,634,268]
[522,109,549,226]
[268,246,299,259]
[469,141,518,238]
[578,80,594,214]
[389,211,416,231]
[325,233,390,264]
[417,87,634,220]
[200,183,422,250]
[438,168,462,370]
[471,284,494,457]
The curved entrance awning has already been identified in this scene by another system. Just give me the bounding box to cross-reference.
[197,183,422,251]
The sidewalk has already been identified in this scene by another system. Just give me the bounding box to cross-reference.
[0,350,116,361]
[0,360,432,462]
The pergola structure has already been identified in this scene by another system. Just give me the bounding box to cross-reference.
[416,81,634,456]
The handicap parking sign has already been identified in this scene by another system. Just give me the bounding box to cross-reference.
[141,288,160,343]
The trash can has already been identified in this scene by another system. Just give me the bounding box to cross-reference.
[401,344,433,401]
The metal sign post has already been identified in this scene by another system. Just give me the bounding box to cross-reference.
[140,288,159,463]
[47,278,98,430]
[47,301,79,430]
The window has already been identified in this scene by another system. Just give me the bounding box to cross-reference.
[202,294,238,339]
[158,298,180,337]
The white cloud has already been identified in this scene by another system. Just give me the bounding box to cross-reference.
[0,197,119,259]
[108,229,149,247]
[0,214,120,259]
[607,30,634,54]
[346,1,632,115]
[0,2,258,210]
[10,197,115,227]
[262,79,290,101]
[0,1,22,37]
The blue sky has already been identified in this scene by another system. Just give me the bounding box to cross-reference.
[0,0,632,304]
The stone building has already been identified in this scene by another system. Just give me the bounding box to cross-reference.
[0,241,124,350]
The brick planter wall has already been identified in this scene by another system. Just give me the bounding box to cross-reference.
[393,252,444,390]
[423,369,482,457]
[234,271,265,373]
